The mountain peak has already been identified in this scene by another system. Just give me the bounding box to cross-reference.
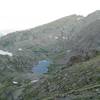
[87,10,100,18]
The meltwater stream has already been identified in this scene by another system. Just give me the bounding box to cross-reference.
[32,60,51,74]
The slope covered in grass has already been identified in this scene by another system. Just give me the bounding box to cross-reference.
[20,53,100,100]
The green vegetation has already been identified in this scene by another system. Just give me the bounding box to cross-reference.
[13,53,100,100]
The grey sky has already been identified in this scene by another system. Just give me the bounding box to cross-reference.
[0,0,100,34]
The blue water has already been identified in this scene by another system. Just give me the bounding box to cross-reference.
[32,60,51,74]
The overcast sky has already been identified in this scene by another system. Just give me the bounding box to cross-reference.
[0,0,100,35]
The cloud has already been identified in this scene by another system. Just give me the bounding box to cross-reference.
[0,0,99,34]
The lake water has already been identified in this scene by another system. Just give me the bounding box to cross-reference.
[32,60,51,74]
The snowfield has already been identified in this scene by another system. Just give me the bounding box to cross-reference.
[0,50,13,56]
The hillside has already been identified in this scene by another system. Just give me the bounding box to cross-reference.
[22,53,100,100]
[0,15,83,52]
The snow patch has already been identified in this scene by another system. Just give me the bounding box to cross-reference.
[55,36,59,39]
[0,50,13,56]
[67,50,71,53]
[18,48,22,51]
[12,81,18,84]
[62,36,68,40]
[31,80,38,83]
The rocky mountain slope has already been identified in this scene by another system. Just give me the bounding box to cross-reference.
[0,15,83,52]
